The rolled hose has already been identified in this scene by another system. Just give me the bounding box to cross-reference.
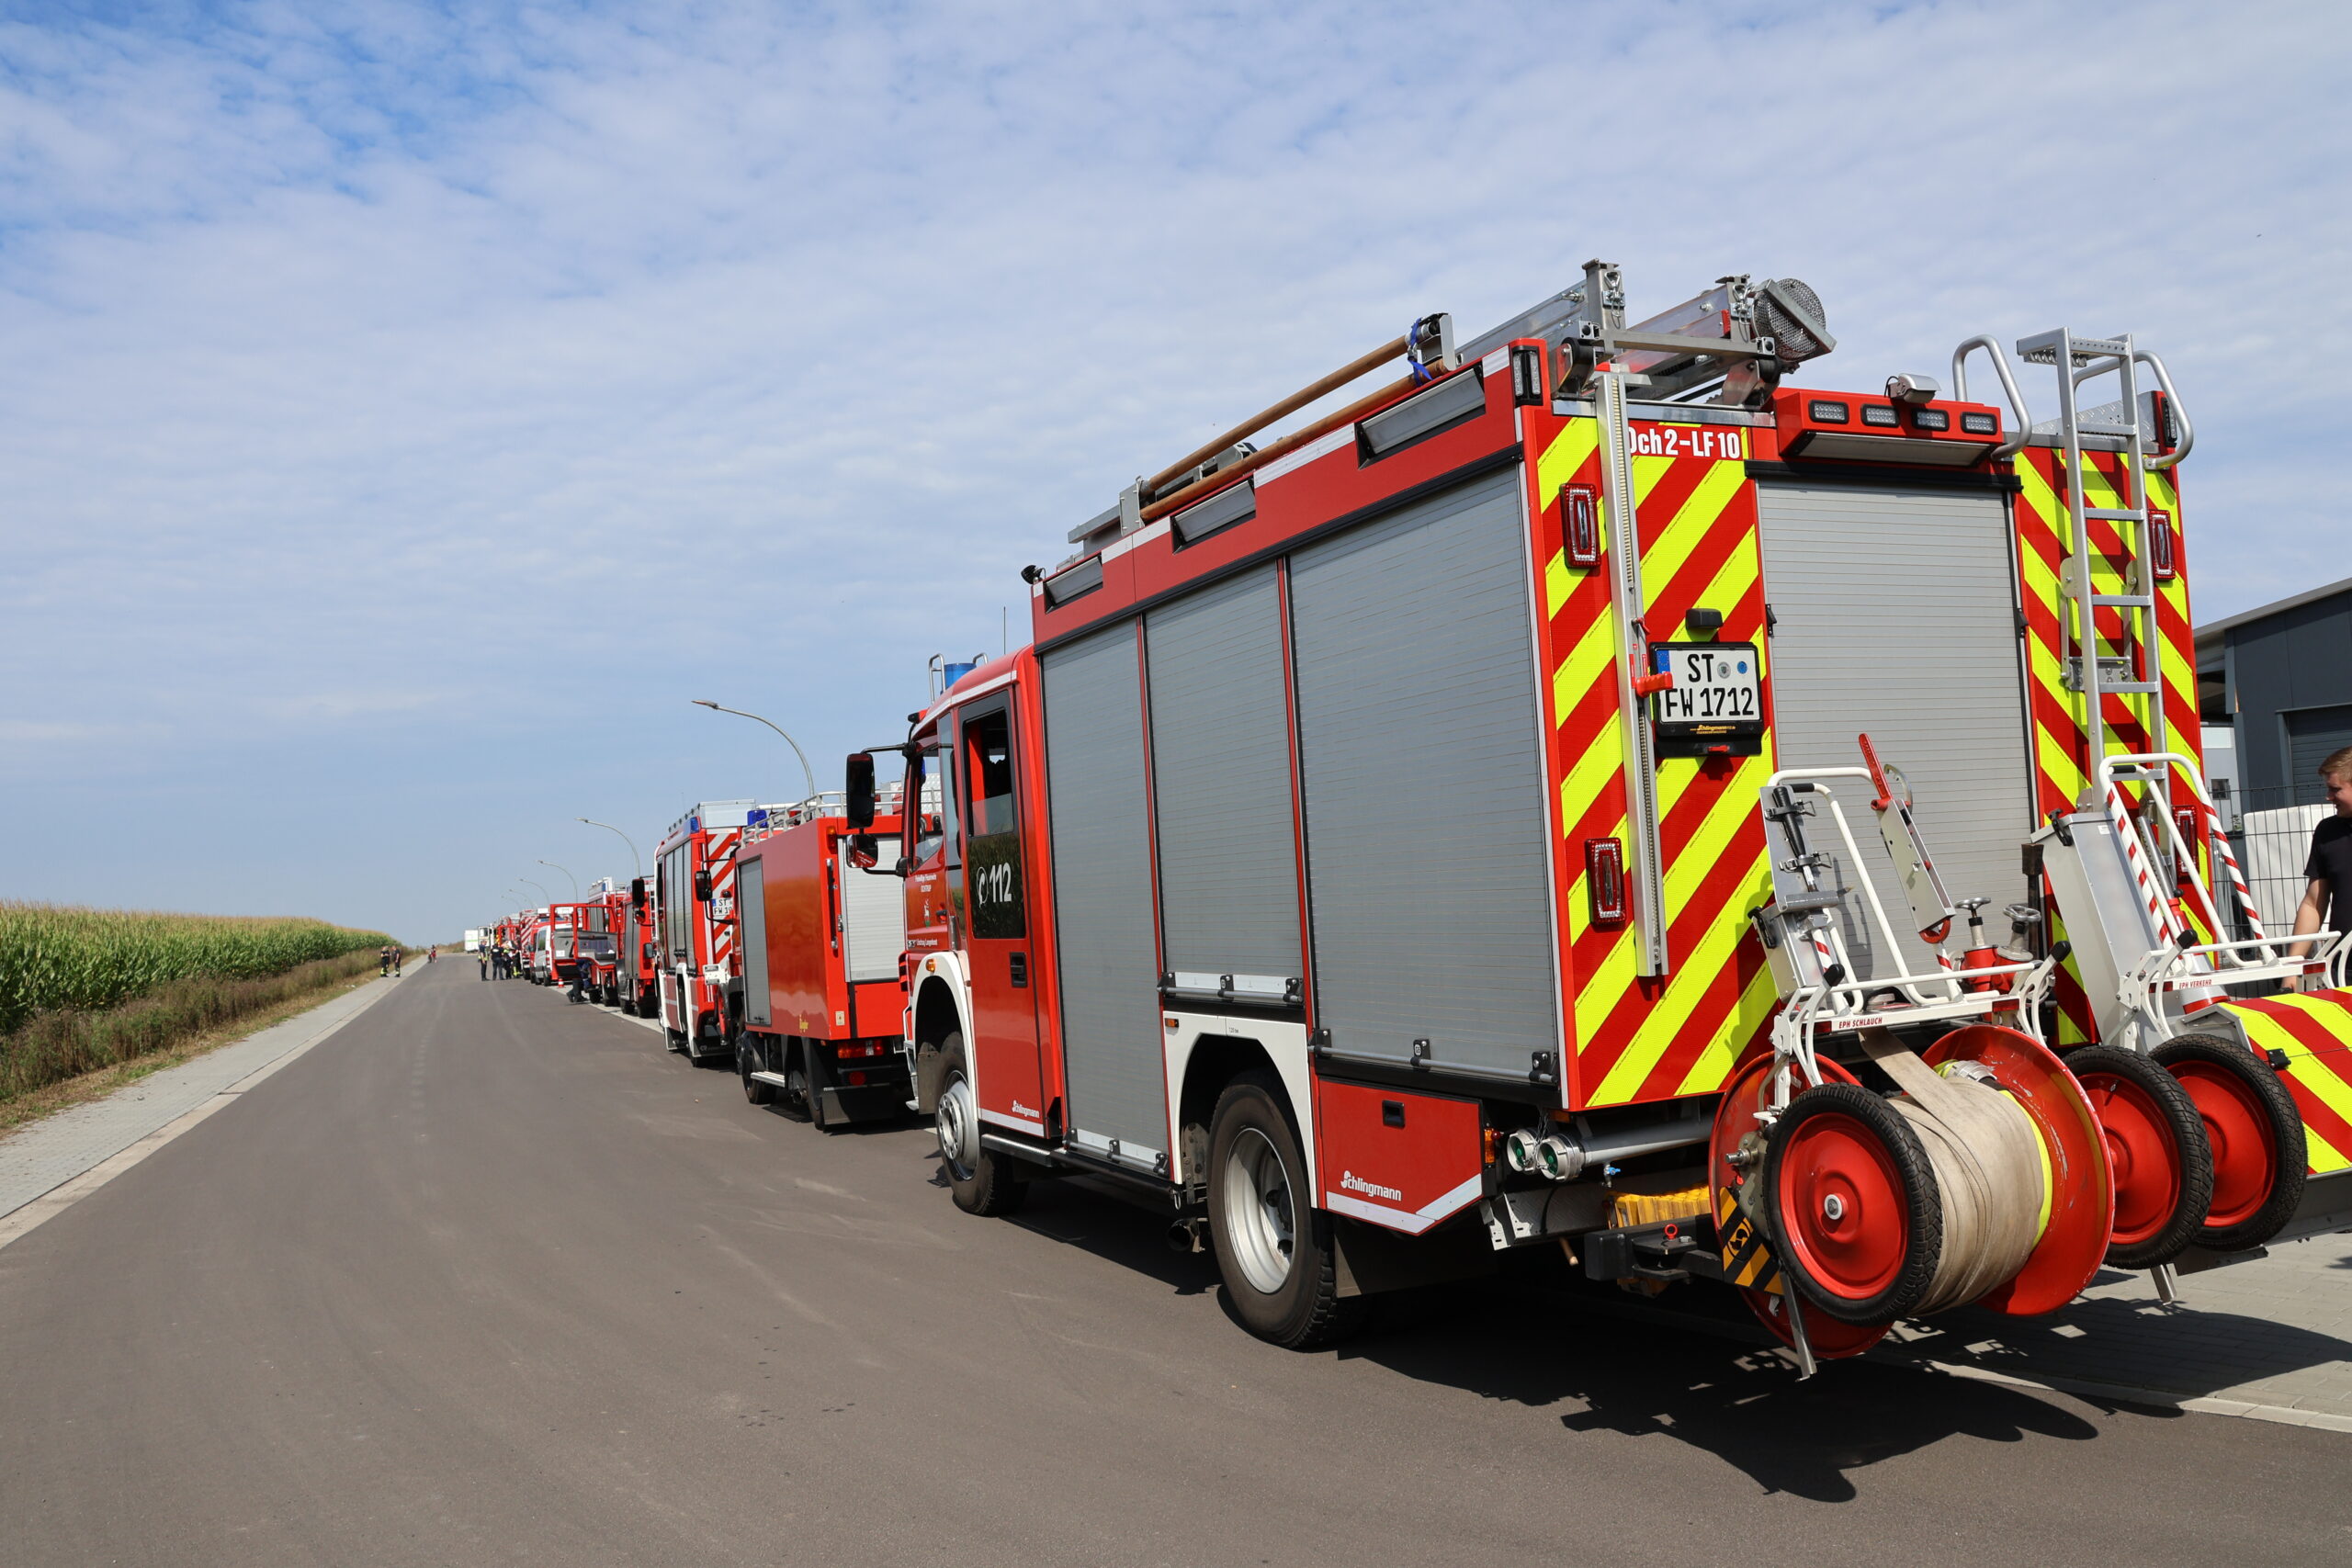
[1768,1033,2046,1323]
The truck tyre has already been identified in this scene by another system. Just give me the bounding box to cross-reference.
[934,1032,1025,1216]
[1206,1071,1363,1349]
[739,1032,775,1106]
[2152,1033,2307,1252]
[777,1042,813,1123]
[806,1045,839,1134]
[2065,1043,2211,1269]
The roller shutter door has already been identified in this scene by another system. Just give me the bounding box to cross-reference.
[1041,620,1167,1153]
[838,858,905,984]
[739,859,770,1027]
[1288,467,1559,1080]
[2287,705,2352,796]
[1146,565,1302,991]
[1756,481,2036,977]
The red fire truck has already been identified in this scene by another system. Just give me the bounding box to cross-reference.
[535,901,588,987]
[578,884,628,1004]
[729,795,912,1126]
[846,265,2352,1365]
[619,875,662,1016]
[655,802,760,1061]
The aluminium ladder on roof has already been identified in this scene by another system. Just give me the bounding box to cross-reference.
[2019,328,2167,808]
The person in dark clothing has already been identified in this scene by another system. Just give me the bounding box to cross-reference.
[479,945,491,980]
[379,944,393,978]
[566,942,589,1004]
[2291,746,2352,983]
[392,947,404,977]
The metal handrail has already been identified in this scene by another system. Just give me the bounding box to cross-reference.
[1951,334,2032,460]
[2134,349,2194,469]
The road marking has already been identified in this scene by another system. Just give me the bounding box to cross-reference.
[0,978,400,1254]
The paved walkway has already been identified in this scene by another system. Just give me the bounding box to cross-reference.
[0,973,398,1223]
[1874,1236,2352,1427]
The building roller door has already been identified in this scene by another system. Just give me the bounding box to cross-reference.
[1756,481,2036,977]
[1288,467,1559,1081]
[1040,620,1167,1161]
[1146,565,1302,998]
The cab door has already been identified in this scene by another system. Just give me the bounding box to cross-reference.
[957,698,1047,1133]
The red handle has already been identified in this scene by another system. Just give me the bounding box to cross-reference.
[1631,671,1675,698]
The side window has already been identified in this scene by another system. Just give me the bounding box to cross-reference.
[960,706,1026,940]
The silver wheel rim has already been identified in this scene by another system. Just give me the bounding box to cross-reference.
[1221,1127,1295,1295]
[937,1073,978,1180]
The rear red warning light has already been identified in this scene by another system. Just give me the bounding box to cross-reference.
[1585,838,1627,926]
[2149,508,2176,580]
[1562,483,1601,567]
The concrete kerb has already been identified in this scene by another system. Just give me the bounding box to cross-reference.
[0,974,402,1253]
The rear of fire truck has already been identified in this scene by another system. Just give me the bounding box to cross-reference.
[619,875,661,1016]
[730,795,912,1126]
[654,801,757,1060]
[851,262,2347,1363]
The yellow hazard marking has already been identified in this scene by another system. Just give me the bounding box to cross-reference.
[1544,547,1572,620]
[2227,1002,2352,1174]
[1552,615,1618,728]
[1536,418,1600,503]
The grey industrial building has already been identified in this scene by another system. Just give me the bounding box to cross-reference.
[2198,573,2352,812]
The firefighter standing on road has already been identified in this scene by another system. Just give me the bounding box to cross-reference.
[379,944,393,978]
[479,944,491,980]
[2291,746,2352,987]
[392,946,403,977]
[566,944,590,1004]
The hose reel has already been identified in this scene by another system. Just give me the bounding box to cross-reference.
[1712,1024,2113,1349]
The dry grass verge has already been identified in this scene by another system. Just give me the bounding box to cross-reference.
[0,947,400,1117]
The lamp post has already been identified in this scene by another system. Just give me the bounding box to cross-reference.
[692,699,820,799]
[578,818,643,877]
[517,877,551,910]
[537,860,579,899]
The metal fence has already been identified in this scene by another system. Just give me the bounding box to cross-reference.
[2224,784,2335,939]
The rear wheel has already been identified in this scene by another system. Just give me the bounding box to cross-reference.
[2154,1033,2307,1251]
[2066,1043,2211,1268]
[1763,1082,1941,1325]
[1206,1072,1363,1349]
[807,1046,838,1133]
[934,1033,1025,1216]
[739,1032,775,1105]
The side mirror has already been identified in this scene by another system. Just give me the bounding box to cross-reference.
[846,752,876,829]
[694,869,713,903]
[630,875,647,909]
[846,832,880,870]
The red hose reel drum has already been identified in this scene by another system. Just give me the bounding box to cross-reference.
[1708,1024,2113,1344]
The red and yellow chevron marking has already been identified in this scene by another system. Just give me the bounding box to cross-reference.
[2013,448,2209,1043]
[1534,417,1779,1110]
[2215,991,2352,1176]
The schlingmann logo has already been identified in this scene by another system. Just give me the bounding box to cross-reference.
[1340,1170,1402,1201]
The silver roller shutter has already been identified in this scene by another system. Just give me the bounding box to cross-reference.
[2288,705,2352,795]
[1288,467,1559,1079]
[739,859,770,1027]
[1041,620,1168,1152]
[1756,482,2037,977]
[1146,565,1302,991]
[838,858,906,985]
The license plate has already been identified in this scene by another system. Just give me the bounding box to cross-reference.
[1650,641,1763,757]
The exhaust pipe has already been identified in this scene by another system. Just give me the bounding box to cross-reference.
[1166,1218,1205,1254]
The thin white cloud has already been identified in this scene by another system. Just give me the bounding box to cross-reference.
[1,0,2345,934]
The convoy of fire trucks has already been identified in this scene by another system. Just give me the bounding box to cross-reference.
[481,259,2352,1372]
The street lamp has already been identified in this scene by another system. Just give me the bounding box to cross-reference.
[578,818,643,877]
[517,877,551,909]
[537,860,579,898]
[692,699,819,799]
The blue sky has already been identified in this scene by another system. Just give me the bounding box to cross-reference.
[4,0,2346,941]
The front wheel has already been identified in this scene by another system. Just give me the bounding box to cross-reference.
[933,1033,1025,1215]
[1206,1072,1362,1349]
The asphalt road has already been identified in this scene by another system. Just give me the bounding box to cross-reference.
[4,960,2346,1566]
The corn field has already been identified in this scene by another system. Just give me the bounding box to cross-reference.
[0,903,393,1037]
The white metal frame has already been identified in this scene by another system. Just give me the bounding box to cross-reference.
[1757,767,2059,1111]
